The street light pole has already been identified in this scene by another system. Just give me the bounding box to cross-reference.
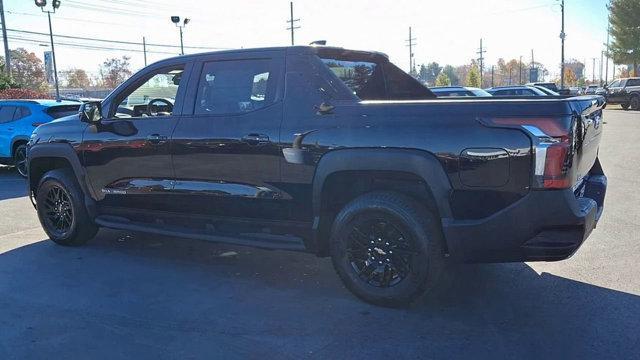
[559,0,566,89]
[179,25,184,55]
[35,0,61,101]
[46,10,60,101]
[171,16,189,55]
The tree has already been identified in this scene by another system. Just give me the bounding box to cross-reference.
[435,72,451,86]
[99,56,132,88]
[418,62,441,86]
[563,67,577,86]
[1,48,47,91]
[64,68,91,88]
[466,65,481,87]
[609,0,640,76]
[442,65,460,85]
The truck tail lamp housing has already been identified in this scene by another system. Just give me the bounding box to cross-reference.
[484,117,577,189]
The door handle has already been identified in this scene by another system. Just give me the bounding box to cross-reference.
[146,134,168,145]
[242,133,270,145]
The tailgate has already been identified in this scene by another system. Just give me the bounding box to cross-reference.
[569,96,605,186]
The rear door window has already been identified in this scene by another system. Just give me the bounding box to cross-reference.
[0,106,17,123]
[626,79,640,87]
[14,106,31,120]
[195,59,277,115]
[46,105,81,119]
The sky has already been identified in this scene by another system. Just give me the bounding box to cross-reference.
[1,0,611,82]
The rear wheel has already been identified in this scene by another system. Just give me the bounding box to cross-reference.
[630,96,640,111]
[330,192,445,307]
[13,143,27,178]
[36,169,98,246]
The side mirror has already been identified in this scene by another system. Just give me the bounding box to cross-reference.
[79,101,103,123]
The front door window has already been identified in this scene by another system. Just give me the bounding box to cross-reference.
[113,66,185,118]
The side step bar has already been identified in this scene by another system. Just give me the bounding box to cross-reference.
[94,216,307,252]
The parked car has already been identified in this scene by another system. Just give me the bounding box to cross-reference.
[568,87,584,96]
[532,85,560,96]
[486,85,549,96]
[430,86,492,97]
[27,46,607,307]
[584,85,599,95]
[526,82,560,93]
[0,99,81,177]
[605,77,640,110]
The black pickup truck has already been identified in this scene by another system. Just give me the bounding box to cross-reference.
[27,46,607,306]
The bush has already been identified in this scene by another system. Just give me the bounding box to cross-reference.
[0,88,52,99]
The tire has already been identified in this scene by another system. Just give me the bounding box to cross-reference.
[630,96,640,111]
[330,191,445,307]
[13,143,27,178]
[621,103,630,110]
[36,169,98,246]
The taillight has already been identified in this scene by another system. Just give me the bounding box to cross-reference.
[483,117,575,189]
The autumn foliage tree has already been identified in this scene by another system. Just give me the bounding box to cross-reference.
[1,48,48,91]
[63,68,91,88]
[563,67,578,86]
[99,56,132,88]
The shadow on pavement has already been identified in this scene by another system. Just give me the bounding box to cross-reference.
[0,230,638,359]
[0,166,27,201]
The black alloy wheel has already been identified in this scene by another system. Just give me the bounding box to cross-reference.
[42,185,75,239]
[14,144,27,178]
[346,218,417,288]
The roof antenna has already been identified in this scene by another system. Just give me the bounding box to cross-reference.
[309,40,327,46]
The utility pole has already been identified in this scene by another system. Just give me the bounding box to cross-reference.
[0,0,10,76]
[600,50,604,86]
[491,65,494,87]
[143,36,147,66]
[286,2,300,46]
[476,38,486,87]
[559,0,566,89]
[519,56,523,84]
[605,13,610,84]
[509,67,513,85]
[592,57,596,83]
[405,27,417,73]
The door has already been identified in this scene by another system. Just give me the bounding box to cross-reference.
[170,53,286,222]
[607,79,625,103]
[82,63,190,211]
[0,105,17,158]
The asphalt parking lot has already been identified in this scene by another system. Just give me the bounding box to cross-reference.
[0,108,639,359]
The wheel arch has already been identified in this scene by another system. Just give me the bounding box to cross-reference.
[28,143,97,216]
[310,148,453,255]
[10,136,29,156]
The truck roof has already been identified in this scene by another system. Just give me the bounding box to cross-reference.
[149,46,390,65]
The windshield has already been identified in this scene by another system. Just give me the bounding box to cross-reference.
[319,55,435,100]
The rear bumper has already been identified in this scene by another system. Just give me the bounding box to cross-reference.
[442,173,607,263]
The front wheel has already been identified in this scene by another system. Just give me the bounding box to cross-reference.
[621,103,630,110]
[330,192,445,307]
[13,144,27,178]
[630,96,640,111]
[36,169,98,246]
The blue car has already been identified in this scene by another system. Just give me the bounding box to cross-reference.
[0,99,81,177]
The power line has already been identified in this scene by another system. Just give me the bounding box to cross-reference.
[7,35,178,55]
[6,28,228,50]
